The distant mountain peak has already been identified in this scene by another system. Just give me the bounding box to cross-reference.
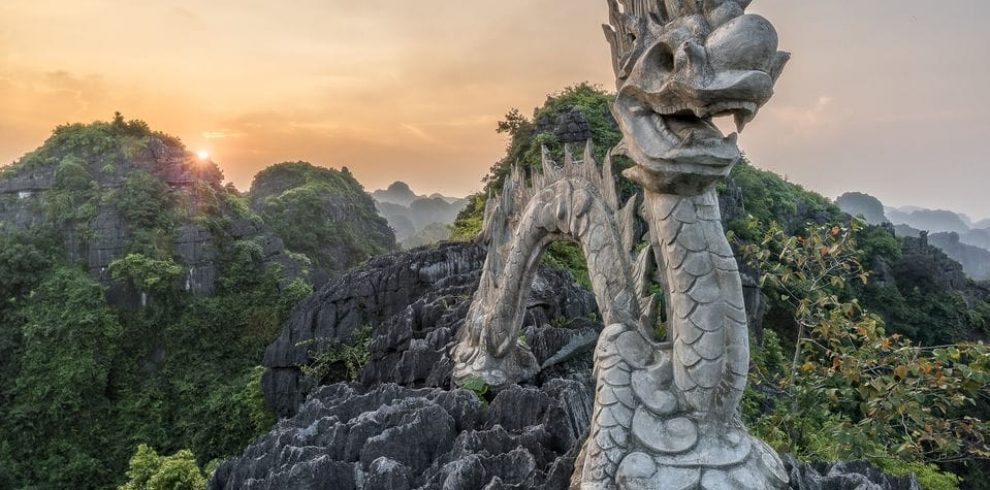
[372,181,419,206]
[387,181,412,193]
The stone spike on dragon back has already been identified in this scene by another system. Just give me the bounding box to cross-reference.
[451,0,791,488]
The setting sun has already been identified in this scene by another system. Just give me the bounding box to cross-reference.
[197,150,210,160]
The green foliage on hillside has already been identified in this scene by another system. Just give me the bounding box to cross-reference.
[743,223,988,489]
[723,160,842,240]
[250,162,396,276]
[401,222,452,250]
[5,268,124,487]
[0,119,313,489]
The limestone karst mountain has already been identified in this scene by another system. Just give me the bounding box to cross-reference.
[249,162,397,286]
[372,181,420,206]
[835,192,888,225]
[886,207,973,235]
[0,118,305,304]
[837,191,990,280]
[0,117,397,488]
[372,181,468,247]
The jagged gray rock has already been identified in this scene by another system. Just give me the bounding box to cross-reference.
[262,242,600,419]
[783,456,921,490]
[214,241,920,490]
[210,382,593,490]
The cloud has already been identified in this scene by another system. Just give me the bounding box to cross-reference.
[400,124,439,144]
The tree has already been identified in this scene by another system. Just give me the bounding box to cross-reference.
[743,223,989,489]
[4,268,124,487]
[119,445,206,490]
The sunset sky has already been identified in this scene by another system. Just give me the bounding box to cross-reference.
[1,1,987,219]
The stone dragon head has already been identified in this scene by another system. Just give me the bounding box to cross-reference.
[605,0,789,193]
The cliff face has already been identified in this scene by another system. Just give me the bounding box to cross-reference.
[0,121,303,304]
[926,233,990,282]
[261,242,600,419]
[895,225,990,282]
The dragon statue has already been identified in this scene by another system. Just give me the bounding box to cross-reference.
[452,0,790,488]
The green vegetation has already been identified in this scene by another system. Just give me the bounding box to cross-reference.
[0,118,314,489]
[250,162,396,277]
[462,376,490,404]
[451,83,628,278]
[723,160,841,240]
[743,223,989,489]
[118,445,207,490]
[300,326,372,386]
[401,222,452,250]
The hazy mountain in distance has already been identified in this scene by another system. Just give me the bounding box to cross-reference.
[885,207,971,234]
[835,192,887,225]
[372,181,419,206]
[838,191,990,280]
[371,181,468,247]
[895,225,990,281]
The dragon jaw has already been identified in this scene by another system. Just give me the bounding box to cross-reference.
[605,2,789,193]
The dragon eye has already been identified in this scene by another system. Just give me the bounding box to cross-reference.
[646,43,675,73]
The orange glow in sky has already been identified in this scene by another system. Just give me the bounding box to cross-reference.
[1,1,988,218]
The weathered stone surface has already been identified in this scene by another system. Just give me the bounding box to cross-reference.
[449,1,797,487]
[210,382,593,490]
[262,241,600,418]
[783,456,921,490]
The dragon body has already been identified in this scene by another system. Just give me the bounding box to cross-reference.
[452,0,791,487]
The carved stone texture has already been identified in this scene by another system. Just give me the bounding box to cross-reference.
[451,0,790,488]
[451,143,643,390]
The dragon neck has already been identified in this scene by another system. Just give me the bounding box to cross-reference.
[644,187,749,421]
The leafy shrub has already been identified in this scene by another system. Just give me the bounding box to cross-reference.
[118,445,206,490]
[301,326,373,384]
[743,223,988,485]
[109,254,185,296]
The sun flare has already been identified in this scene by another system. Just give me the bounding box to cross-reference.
[197,150,210,160]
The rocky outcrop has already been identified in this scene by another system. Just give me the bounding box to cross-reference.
[210,381,591,490]
[927,232,990,281]
[217,241,920,489]
[217,241,600,489]
[783,456,920,490]
[535,107,593,144]
[262,242,599,419]
[896,230,970,290]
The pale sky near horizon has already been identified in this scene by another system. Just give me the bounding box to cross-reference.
[1,1,987,219]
